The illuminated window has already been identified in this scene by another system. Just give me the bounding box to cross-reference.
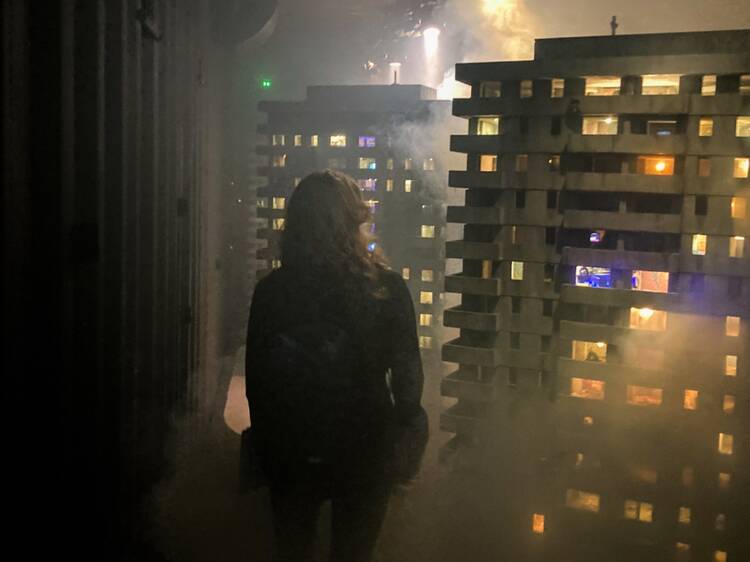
[729,236,744,258]
[272,154,287,167]
[734,157,749,178]
[327,157,346,170]
[271,134,285,146]
[511,261,524,280]
[364,200,379,214]
[731,197,747,218]
[570,378,605,400]
[718,433,734,455]
[293,177,301,187]
[736,116,750,137]
[402,267,410,280]
[423,158,435,171]
[699,117,714,136]
[329,134,347,147]
[642,74,680,95]
[477,116,500,135]
[624,500,653,522]
[358,157,377,170]
[257,197,268,208]
[698,157,712,177]
[548,155,561,172]
[718,472,731,489]
[683,390,699,410]
[404,158,413,170]
[515,154,528,172]
[419,336,433,349]
[419,313,432,327]
[520,80,533,98]
[571,340,607,362]
[420,291,433,304]
[582,115,618,135]
[726,316,740,336]
[532,513,545,534]
[357,178,377,191]
[715,514,726,531]
[626,385,663,407]
[676,543,690,556]
[551,78,565,98]
[358,135,376,148]
[481,260,492,279]
[566,489,600,512]
[742,74,750,95]
[585,76,620,96]
[692,234,707,255]
[271,259,282,269]
[682,467,695,486]
[386,158,394,170]
[510,226,518,244]
[403,179,412,193]
[575,266,612,288]
[678,507,691,524]
[421,269,434,282]
[421,225,435,238]
[480,154,497,171]
[480,81,501,97]
[272,218,285,230]
[629,307,668,331]
[638,156,675,175]
[386,179,394,192]
[632,270,669,293]
[271,197,285,210]
[702,75,717,95]
[723,395,735,414]
[293,134,302,146]
[310,134,319,147]
[725,355,737,376]
[582,416,594,426]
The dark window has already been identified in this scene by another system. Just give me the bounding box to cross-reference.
[520,116,529,135]
[543,299,553,316]
[728,277,741,299]
[544,263,555,282]
[541,336,551,352]
[547,191,558,209]
[550,116,562,135]
[512,297,521,314]
[515,191,526,209]
[545,227,557,245]
[695,196,708,216]
[690,274,705,293]
[507,369,518,386]
[511,332,521,349]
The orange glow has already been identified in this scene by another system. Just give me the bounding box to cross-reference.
[532,513,545,534]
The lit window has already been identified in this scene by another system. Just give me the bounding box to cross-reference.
[632,270,669,293]
[386,179,394,192]
[725,355,737,376]
[329,134,347,147]
[548,155,561,172]
[731,197,746,218]
[423,158,435,171]
[510,226,518,244]
[327,157,346,170]
[734,157,749,178]
[480,81,501,97]
[293,177,301,187]
[699,117,714,136]
[715,514,726,531]
[718,433,734,455]
[257,197,268,208]
[582,416,594,426]
[515,154,528,172]
[718,472,731,489]
[421,225,435,238]
[626,385,663,407]
[726,316,740,336]
[742,74,750,95]
[629,307,667,331]
[271,154,287,167]
[642,74,680,95]
[511,261,524,280]
[570,378,605,400]
[271,259,282,269]
[476,116,500,135]
[684,390,699,410]
[676,543,691,555]
[481,260,492,279]
[359,157,377,170]
[729,236,744,258]
[419,313,432,327]
[698,157,712,177]
[585,76,620,96]
[571,340,607,362]
[358,135,376,147]
[736,116,750,137]
[272,197,285,210]
[692,234,707,255]
[624,500,653,522]
[310,134,319,147]
[357,178,377,191]
[723,395,735,414]
[701,75,717,96]
[402,267,410,280]
[551,78,565,98]
[421,269,434,282]
[480,154,498,171]
[271,134,285,146]
[419,336,432,349]
[575,266,612,288]
[420,291,433,304]
[364,200,379,214]
[532,513,545,534]
[386,158,394,170]
[293,134,302,146]
[678,507,691,524]
[638,156,675,175]
[520,80,533,98]
[565,489,600,512]
[272,218,285,230]
[404,179,413,193]
[582,115,618,135]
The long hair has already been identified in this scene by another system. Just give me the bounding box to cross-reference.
[280,170,387,290]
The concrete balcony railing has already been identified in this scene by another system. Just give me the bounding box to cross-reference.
[556,357,669,387]
[443,306,502,332]
[442,338,501,366]
[446,205,503,225]
[562,209,682,233]
[559,320,668,348]
[440,402,486,438]
[445,274,503,296]
[561,246,681,272]
[441,370,497,403]
[445,240,503,260]
[563,172,684,194]
[559,284,679,310]
[255,207,286,219]
[448,170,504,189]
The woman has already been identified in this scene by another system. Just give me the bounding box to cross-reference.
[245,170,425,562]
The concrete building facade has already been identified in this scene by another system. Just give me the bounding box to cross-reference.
[443,30,749,562]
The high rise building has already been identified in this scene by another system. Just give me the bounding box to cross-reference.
[443,30,749,561]
[257,84,455,358]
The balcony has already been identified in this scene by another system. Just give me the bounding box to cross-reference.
[440,402,486,438]
[441,369,496,402]
[442,338,501,366]
[560,284,679,310]
[449,170,503,189]
[563,209,682,233]
[557,357,668,387]
[447,205,502,225]
[563,172,684,194]
[559,320,668,348]
[444,306,501,331]
[445,274,502,296]
[445,240,503,260]
[561,247,680,272]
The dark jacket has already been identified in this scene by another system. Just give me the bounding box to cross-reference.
[245,265,424,484]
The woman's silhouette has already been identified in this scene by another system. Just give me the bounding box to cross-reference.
[245,170,425,562]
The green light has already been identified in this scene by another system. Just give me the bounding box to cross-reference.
[261,78,272,89]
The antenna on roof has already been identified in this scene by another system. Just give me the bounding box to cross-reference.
[610,15,619,36]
